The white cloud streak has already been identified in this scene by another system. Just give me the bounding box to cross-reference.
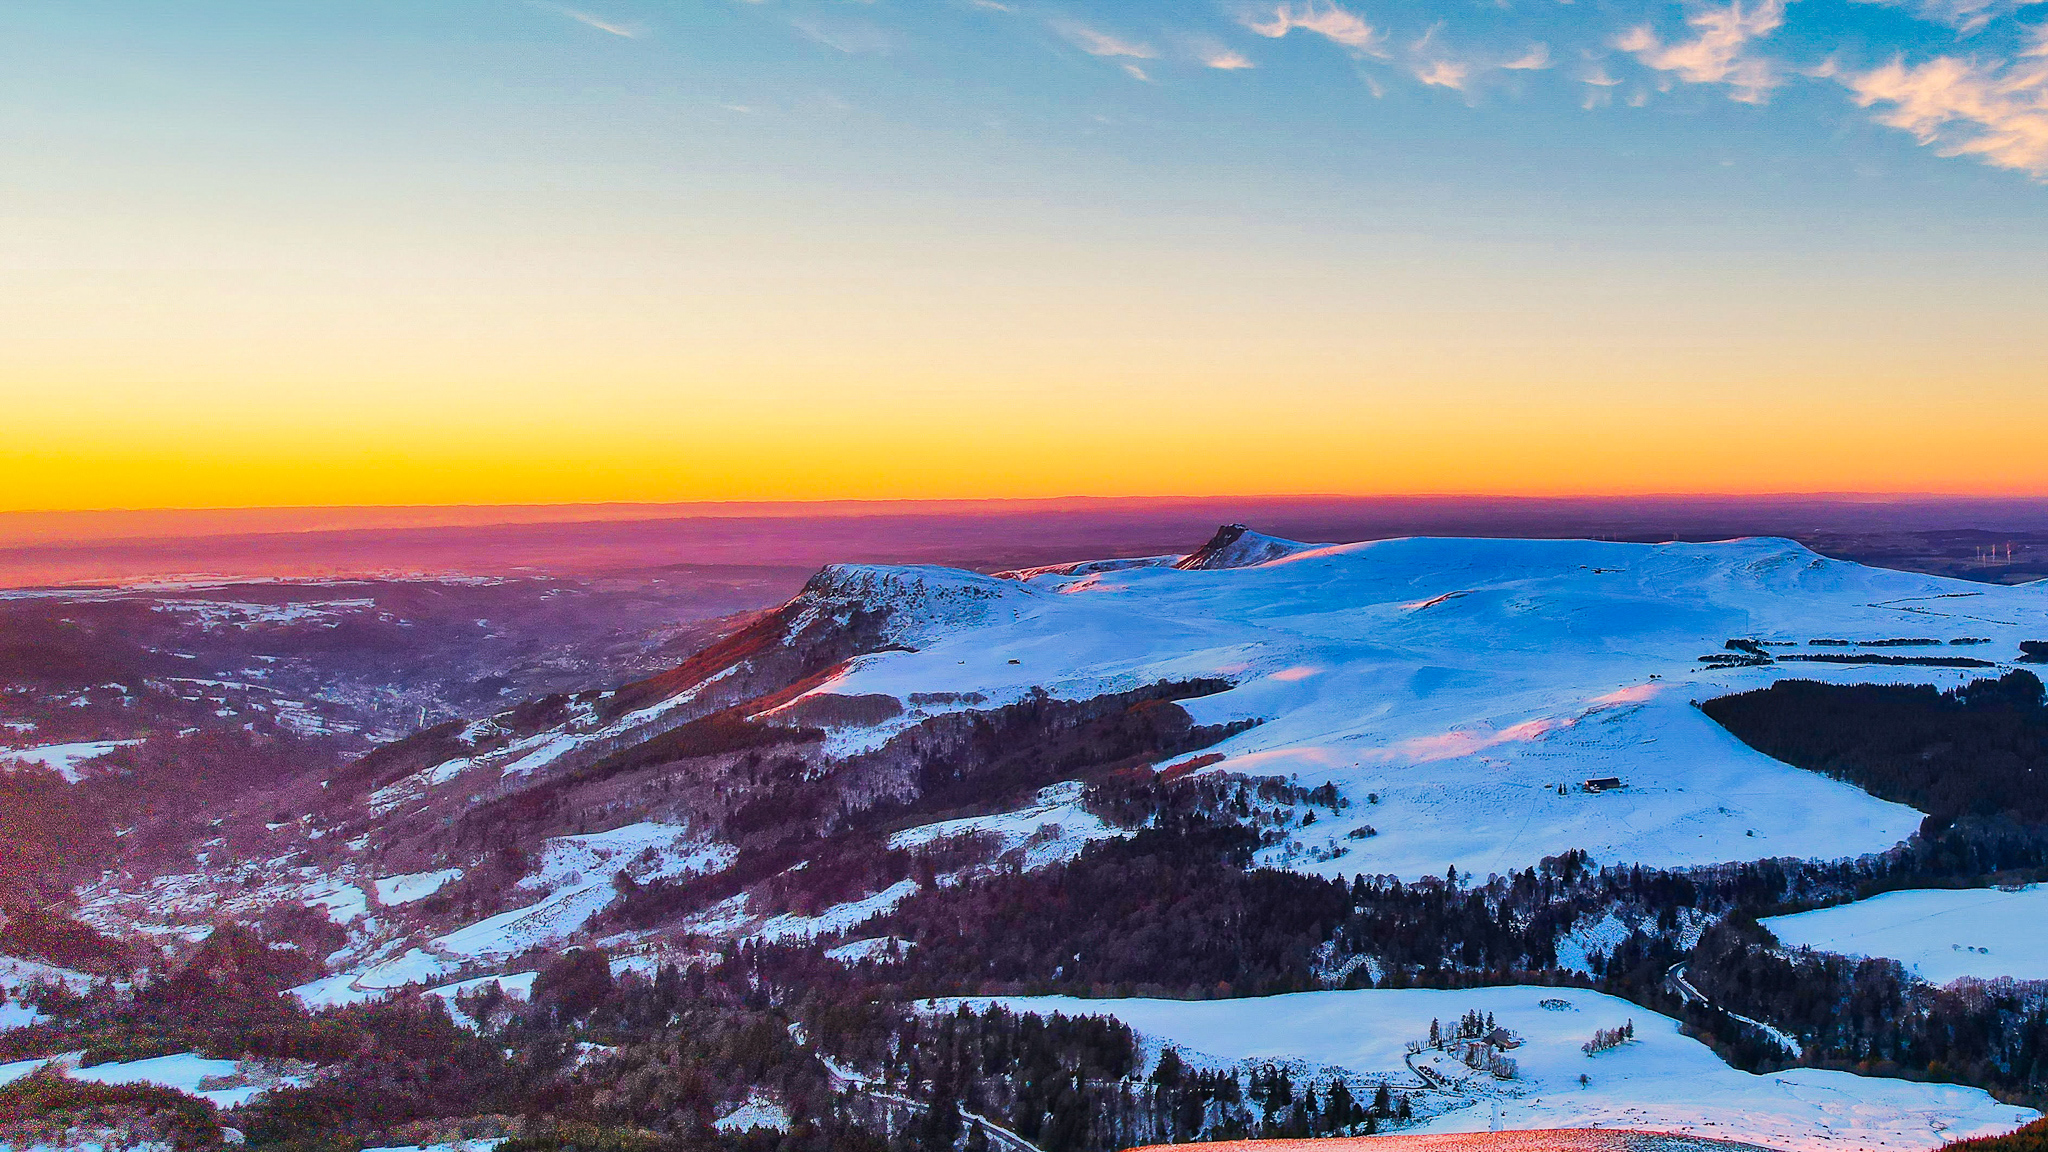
[1502,43,1552,69]
[1415,58,1472,87]
[1053,20,1158,58]
[536,2,638,38]
[1200,44,1258,69]
[1240,1,1384,54]
[793,17,893,54]
[1853,0,2046,34]
[1618,0,1788,103]
[1843,40,2048,176]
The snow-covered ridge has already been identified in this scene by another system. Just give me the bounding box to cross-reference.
[1173,523,1326,570]
[792,563,1034,644]
[796,532,2048,879]
[995,556,1181,582]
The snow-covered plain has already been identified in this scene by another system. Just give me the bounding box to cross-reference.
[808,536,2048,878]
[965,988,2037,1151]
[1764,885,2048,984]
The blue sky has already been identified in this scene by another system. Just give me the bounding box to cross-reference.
[1,1,2044,507]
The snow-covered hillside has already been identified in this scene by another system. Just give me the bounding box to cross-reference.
[1763,884,2048,984]
[800,534,2048,878]
[964,988,2037,1151]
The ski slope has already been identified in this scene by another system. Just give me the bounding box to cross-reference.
[810,536,2048,878]
[965,988,2036,1151]
[1763,884,2048,984]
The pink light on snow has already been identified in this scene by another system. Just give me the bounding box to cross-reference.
[1390,716,1565,763]
[1592,682,1662,705]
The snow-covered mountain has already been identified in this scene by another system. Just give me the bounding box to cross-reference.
[28,526,2048,1152]
[70,529,2048,1005]
[788,531,2048,877]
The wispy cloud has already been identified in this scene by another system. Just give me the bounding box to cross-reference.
[1052,19,1158,59]
[534,2,638,38]
[1618,0,1788,103]
[1851,0,2046,34]
[1123,62,1154,80]
[793,17,893,54]
[1502,43,1552,69]
[1841,39,2048,176]
[1240,1,1384,54]
[1414,58,1472,87]
[965,0,1016,10]
[1175,32,1258,69]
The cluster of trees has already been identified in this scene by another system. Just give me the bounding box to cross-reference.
[1703,671,2048,823]
[818,997,1411,1151]
[1945,1117,2048,1151]
[0,1070,223,1152]
[1582,1021,1635,1055]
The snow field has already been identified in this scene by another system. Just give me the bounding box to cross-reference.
[1762,884,2048,984]
[959,987,2037,1151]
[816,537,2048,879]
[714,1097,792,1133]
[0,1052,314,1109]
[375,870,463,906]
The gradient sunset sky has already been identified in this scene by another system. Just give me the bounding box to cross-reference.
[4,0,2045,510]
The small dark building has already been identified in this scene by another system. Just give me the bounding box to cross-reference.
[1582,777,1624,793]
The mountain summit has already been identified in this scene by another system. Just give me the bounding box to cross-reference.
[1172,523,1322,570]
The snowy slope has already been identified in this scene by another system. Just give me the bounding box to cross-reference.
[805,535,2048,878]
[64,1051,310,1108]
[966,988,2036,1151]
[888,781,1130,870]
[1763,885,2048,984]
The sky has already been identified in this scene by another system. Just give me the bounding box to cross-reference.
[1,0,2044,510]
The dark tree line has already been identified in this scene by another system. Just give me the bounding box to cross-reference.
[1704,671,2048,823]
